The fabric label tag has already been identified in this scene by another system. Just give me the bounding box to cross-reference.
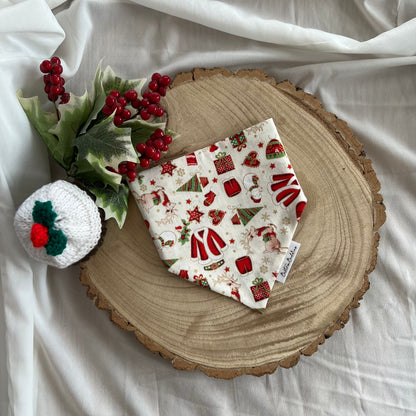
[276,241,301,283]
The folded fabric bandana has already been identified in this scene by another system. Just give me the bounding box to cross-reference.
[130,118,307,309]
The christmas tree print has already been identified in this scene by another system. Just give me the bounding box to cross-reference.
[161,258,179,268]
[231,207,263,226]
[176,174,202,192]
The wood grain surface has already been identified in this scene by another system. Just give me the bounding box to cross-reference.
[80,68,386,379]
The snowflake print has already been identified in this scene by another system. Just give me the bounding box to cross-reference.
[261,212,270,221]
[140,184,147,192]
[280,227,288,235]
[177,168,185,177]
[176,178,184,185]
[260,265,268,274]
[262,256,270,264]
[282,216,290,225]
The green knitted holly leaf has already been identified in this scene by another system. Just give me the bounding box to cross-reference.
[45,228,67,256]
[88,183,129,228]
[102,65,146,97]
[32,201,57,228]
[72,114,137,171]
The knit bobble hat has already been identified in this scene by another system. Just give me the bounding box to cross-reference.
[265,138,286,159]
[14,180,102,268]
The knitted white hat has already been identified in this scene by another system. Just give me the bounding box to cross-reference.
[14,180,102,268]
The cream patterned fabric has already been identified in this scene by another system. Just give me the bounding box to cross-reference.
[130,119,307,309]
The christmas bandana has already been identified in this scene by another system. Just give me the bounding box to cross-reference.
[130,119,307,309]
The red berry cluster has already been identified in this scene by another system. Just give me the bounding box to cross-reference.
[107,161,138,182]
[118,161,138,182]
[102,89,135,126]
[136,128,172,168]
[40,57,70,104]
[130,73,171,121]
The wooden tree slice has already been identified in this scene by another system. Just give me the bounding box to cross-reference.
[80,68,386,379]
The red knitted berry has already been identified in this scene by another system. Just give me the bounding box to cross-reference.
[30,223,49,248]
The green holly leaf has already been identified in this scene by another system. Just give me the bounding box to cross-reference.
[79,62,107,134]
[48,90,94,169]
[72,114,137,170]
[123,118,166,148]
[88,182,129,228]
[102,65,146,96]
[164,127,180,141]
[16,90,64,166]
[73,157,122,191]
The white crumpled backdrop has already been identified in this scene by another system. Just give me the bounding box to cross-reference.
[1,0,415,415]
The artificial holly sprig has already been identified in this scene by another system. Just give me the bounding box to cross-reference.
[17,58,178,228]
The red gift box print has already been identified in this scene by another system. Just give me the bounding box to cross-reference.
[229,131,247,151]
[214,152,235,175]
[250,277,271,301]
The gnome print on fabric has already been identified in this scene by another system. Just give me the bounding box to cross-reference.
[190,227,227,271]
[243,173,262,203]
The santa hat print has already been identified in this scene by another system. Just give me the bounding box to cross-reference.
[265,137,286,159]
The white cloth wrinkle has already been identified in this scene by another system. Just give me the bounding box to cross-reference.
[0,0,415,415]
